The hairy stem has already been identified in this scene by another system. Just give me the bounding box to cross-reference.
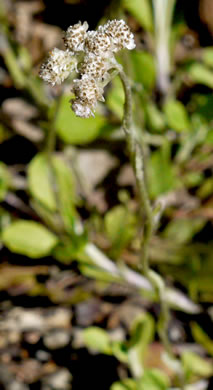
[119,69,153,276]
[119,68,184,386]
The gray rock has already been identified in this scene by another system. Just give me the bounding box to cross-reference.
[43,329,70,350]
[42,368,72,390]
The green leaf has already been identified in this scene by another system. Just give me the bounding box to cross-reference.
[163,99,191,132]
[182,351,213,377]
[55,95,106,144]
[122,0,153,32]
[147,142,178,198]
[203,47,213,68]
[197,178,213,199]
[128,313,155,378]
[83,326,112,354]
[137,369,170,390]
[183,172,203,188]
[111,341,128,363]
[111,379,137,390]
[79,263,119,283]
[131,51,156,90]
[28,153,76,230]
[52,155,77,231]
[0,162,10,201]
[191,322,213,356]
[206,128,213,144]
[106,76,124,119]
[163,218,205,244]
[2,220,58,258]
[191,93,213,121]
[145,102,165,132]
[53,231,88,263]
[104,205,136,255]
[28,153,56,211]
[188,63,213,89]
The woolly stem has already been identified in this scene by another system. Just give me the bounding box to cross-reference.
[118,68,185,387]
[119,69,153,276]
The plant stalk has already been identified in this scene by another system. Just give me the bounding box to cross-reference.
[119,69,153,276]
[118,68,185,387]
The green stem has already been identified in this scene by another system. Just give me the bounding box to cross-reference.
[119,68,185,387]
[119,69,153,276]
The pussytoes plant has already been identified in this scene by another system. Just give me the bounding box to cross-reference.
[40,19,186,389]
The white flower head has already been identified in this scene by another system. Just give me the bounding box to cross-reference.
[85,30,112,57]
[71,99,94,118]
[39,19,135,118]
[72,75,104,105]
[71,75,105,118]
[64,21,89,52]
[39,48,77,86]
[103,19,136,51]
[80,53,110,80]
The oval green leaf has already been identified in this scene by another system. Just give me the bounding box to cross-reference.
[28,153,56,211]
[106,76,124,119]
[188,63,213,89]
[55,95,106,144]
[83,326,112,354]
[2,220,58,258]
[163,99,191,132]
[104,205,136,252]
[28,153,76,225]
[131,51,156,90]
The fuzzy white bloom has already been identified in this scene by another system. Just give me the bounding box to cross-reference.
[64,21,88,52]
[85,30,112,57]
[71,75,105,118]
[71,99,94,118]
[80,53,110,80]
[72,75,104,105]
[39,19,136,118]
[39,48,77,86]
[103,19,136,51]
[70,19,135,117]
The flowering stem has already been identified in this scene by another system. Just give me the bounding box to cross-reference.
[119,69,153,276]
[119,68,185,386]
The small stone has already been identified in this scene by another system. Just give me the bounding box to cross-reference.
[8,382,29,390]
[44,308,72,329]
[42,368,72,390]
[43,329,70,350]
[35,350,51,362]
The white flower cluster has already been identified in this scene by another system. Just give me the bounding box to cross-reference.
[39,48,78,86]
[39,20,135,118]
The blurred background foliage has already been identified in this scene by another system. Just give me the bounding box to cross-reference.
[0,0,213,389]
